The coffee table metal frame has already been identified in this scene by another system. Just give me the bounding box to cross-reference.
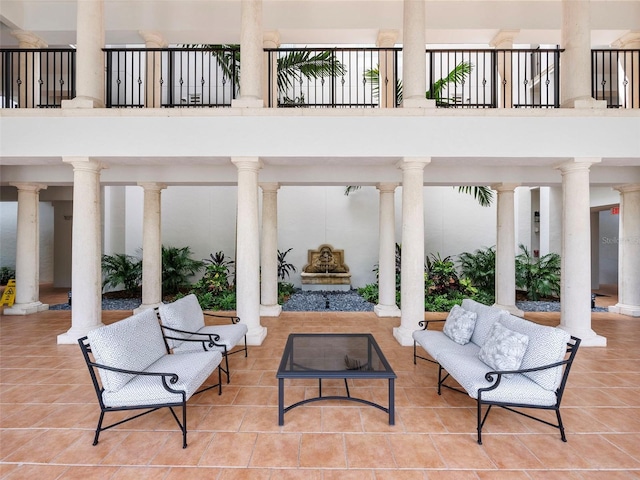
[276,333,396,425]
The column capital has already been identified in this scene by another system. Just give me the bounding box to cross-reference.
[63,157,106,172]
[556,158,601,174]
[263,30,280,48]
[377,182,399,193]
[397,157,431,171]
[490,183,520,192]
[490,30,520,49]
[377,30,399,48]
[259,182,280,193]
[11,30,47,48]
[611,31,640,49]
[232,156,263,171]
[10,183,48,193]
[139,31,168,48]
[137,182,167,192]
[614,183,640,194]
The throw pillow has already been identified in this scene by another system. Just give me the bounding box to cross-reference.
[442,304,478,345]
[478,321,529,375]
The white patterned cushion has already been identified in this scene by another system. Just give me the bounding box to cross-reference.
[442,305,477,345]
[101,350,222,408]
[499,314,571,391]
[438,351,558,406]
[461,299,510,347]
[413,329,481,362]
[172,323,248,354]
[158,294,206,349]
[87,309,167,393]
[478,322,529,375]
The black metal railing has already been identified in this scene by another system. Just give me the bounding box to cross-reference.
[592,49,640,108]
[0,48,75,108]
[104,47,239,108]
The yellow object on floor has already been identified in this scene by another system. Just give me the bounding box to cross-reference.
[0,279,15,307]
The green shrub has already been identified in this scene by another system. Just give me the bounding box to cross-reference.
[101,253,142,293]
[358,283,379,304]
[0,266,16,285]
[424,292,465,312]
[515,244,561,301]
[162,245,204,296]
[278,281,296,304]
[458,246,496,297]
[277,248,297,281]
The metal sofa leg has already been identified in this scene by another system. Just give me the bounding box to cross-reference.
[93,411,105,446]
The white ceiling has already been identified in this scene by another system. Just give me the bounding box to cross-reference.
[1,0,638,47]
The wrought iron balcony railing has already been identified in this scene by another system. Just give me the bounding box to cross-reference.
[2,47,638,110]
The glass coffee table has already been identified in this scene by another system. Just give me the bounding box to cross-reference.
[276,333,396,425]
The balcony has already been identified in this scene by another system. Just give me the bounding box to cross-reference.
[1,47,638,109]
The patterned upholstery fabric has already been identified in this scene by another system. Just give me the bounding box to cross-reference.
[158,294,206,349]
[438,350,558,405]
[499,314,570,391]
[413,329,481,361]
[462,299,510,347]
[101,350,222,408]
[478,321,530,375]
[442,305,477,345]
[87,309,167,392]
[173,323,249,353]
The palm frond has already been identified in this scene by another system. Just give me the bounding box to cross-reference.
[344,186,362,196]
[456,186,494,207]
[427,61,473,103]
[186,44,240,89]
[277,50,346,92]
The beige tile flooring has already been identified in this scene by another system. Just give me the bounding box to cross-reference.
[1,287,639,479]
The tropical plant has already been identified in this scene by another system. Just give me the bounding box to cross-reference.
[425,253,460,295]
[278,281,296,304]
[458,246,496,297]
[101,253,142,293]
[515,244,561,301]
[203,251,235,285]
[0,266,15,285]
[277,248,297,281]
[357,283,379,304]
[162,245,204,296]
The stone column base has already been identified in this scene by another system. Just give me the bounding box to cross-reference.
[558,325,607,347]
[374,304,401,317]
[561,97,607,109]
[608,303,640,317]
[401,98,436,108]
[392,325,415,346]
[57,323,105,345]
[61,96,104,109]
[260,304,282,317]
[134,303,162,314]
[3,301,49,315]
[232,97,264,108]
[493,303,525,318]
[246,325,268,346]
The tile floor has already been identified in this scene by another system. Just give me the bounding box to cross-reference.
[1,287,639,479]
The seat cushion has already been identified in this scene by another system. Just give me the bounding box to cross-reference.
[462,299,510,347]
[87,309,167,392]
[101,350,222,408]
[172,323,248,354]
[499,314,571,391]
[442,305,477,345]
[438,350,558,405]
[158,294,206,349]
[413,329,481,363]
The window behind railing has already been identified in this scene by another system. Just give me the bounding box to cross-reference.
[592,49,640,108]
[104,47,239,108]
[0,48,75,108]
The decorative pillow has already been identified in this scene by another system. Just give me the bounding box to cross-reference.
[442,305,477,345]
[478,321,529,375]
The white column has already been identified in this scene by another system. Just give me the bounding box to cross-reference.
[609,184,640,316]
[139,31,167,108]
[233,157,266,344]
[4,183,49,315]
[10,31,47,108]
[232,0,264,108]
[263,31,280,107]
[62,0,104,108]
[58,158,105,344]
[377,30,399,108]
[612,32,640,109]
[557,159,606,346]
[402,0,433,108]
[375,183,400,317]
[394,158,430,346]
[560,0,606,108]
[260,182,282,316]
[135,182,166,312]
[492,183,524,316]
[490,30,519,109]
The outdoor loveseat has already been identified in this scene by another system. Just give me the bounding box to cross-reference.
[79,308,223,448]
[413,298,580,444]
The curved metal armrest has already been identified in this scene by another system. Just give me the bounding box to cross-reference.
[160,325,223,349]
[484,358,569,383]
[418,319,446,330]
[88,360,184,394]
[204,311,241,325]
